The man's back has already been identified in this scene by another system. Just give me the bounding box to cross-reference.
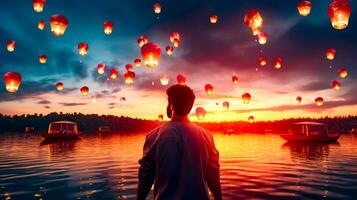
[137,122,221,200]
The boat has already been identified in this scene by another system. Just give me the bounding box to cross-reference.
[280,122,340,142]
[41,121,80,140]
[351,128,357,135]
[96,126,112,134]
[25,127,35,134]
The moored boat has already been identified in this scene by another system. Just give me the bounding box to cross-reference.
[41,121,80,140]
[280,122,339,142]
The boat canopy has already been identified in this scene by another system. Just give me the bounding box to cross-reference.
[48,121,78,134]
[289,122,328,136]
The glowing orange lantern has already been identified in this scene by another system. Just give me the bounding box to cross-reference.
[210,15,218,24]
[244,9,263,35]
[110,68,118,80]
[328,0,351,30]
[296,96,302,103]
[177,74,186,85]
[78,42,89,56]
[80,86,89,96]
[103,21,113,35]
[332,80,341,90]
[33,0,45,13]
[205,84,214,95]
[274,57,283,69]
[166,46,174,55]
[120,97,126,102]
[242,92,251,104]
[158,114,164,121]
[315,97,324,106]
[56,82,64,91]
[125,64,133,72]
[6,40,16,52]
[248,116,255,123]
[169,32,180,43]
[3,71,22,93]
[338,68,348,78]
[160,75,169,86]
[38,54,47,64]
[297,0,312,16]
[259,56,267,67]
[153,3,161,14]
[196,107,207,120]
[50,14,68,37]
[173,38,180,48]
[141,42,161,68]
[223,101,229,110]
[257,32,268,45]
[137,35,149,47]
[134,58,141,67]
[124,71,136,84]
[326,48,336,60]
[232,74,238,84]
[38,20,45,30]
[97,64,106,75]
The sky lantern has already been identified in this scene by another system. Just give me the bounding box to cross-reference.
[160,75,169,86]
[38,54,47,64]
[210,15,218,24]
[296,96,302,103]
[6,40,16,52]
[110,68,119,80]
[332,80,341,90]
[326,48,336,60]
[195,107,207,120]
[169,32,180,43]
[33,0,46,13]
[3,72,22,93]
[232,74,238,84]
[91,96,97,103]
[134,58,141,67]
[120,97,126,102]
[338,68,348,78]
[172,38,180,48]
[257,32,268,45]
[297,0,312,16]
[137,35,149,47]
[80,86,89,96]
[315,97,324,106]
[274,57,283,69]
[328,0,352,30]
[166,46,174,55]
[158,114,164,121]
[125,64,133,72]
[50,14,68,37]
[242,92,251,104]
[177,74,186,85]
[124,71,136,84]
[141,42,161,68]
[56,82,64,91]
[248,116,255,123]
[259,56,267,67]
[205,84,214,95]
[78,42,89,56]
[153,3,161,14]
[103,21,113,35]
[244,9,263,35]
[97,64,106,75]
[38,20,45,30]
[222,101,229,111]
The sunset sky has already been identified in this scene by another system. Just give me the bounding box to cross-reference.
[0,0,356,122]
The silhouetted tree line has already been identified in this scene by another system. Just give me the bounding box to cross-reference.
[0,113,356,134]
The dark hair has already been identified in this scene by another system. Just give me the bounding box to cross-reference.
[166,84,195,116]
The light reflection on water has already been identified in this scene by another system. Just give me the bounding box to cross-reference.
[0,133,357,199]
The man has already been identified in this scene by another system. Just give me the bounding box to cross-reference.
[137,84,222,200]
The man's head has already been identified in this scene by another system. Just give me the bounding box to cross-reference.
[166,84,195,118]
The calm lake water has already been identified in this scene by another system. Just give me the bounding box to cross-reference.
[0,133,357,200]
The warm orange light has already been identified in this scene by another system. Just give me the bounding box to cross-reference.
[195,107,207,120]
[158,114,164,121]
[91,96,97,103]
[124,71,136,84]
[134,58,141,67]
[38,20,45,30]
[332,80,341,90]
[248,116,255,123]
[210,15,218,24]
[78,42,89,56]
[244,9,263,35]
[124,64,133,72]
[338,68,348,78]
[33,0,46,13]
[141,42,161,68]
[173,38,180,48]
[110,68,118,80]
[242,92,251,104]
[177,74,186,85]
[297,0,312,16]
[257,32,268,45]
[103,21,113,35]
[137,35,149,47]
[274,57,283,69]
[153,3,161,14]
[169,32,180,43]
[97,64,106,75]
[328,0,351,30]
[315,97,324,106]
[296,96,302,103]
[80,86,89,96]
[160,75,169,86]
[259,56,267,67]
[6,40,16,52]
[3,71,22,93]
[56,82,64,91]
[205,84,214,95]
[38,54,47,64]
[50,14,68,37]
[222,101,229,111]
[232,74,238,84]
[326,48,336,60]
[166,46,174,55]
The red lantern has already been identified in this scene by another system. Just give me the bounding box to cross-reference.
[6,40,16,52]
[38,20,45,30]
[38,54,47,64]
[338,68,348,78]
[33,0,46,13]
[177,74,186,85]
[80,86,89,96]
[222,101,229,110]
[315,97,324,106]
[274,57,283,69]
[328,0,352,30]
[160,75,169,86]
[248,116,255,123]
[153,3,161,14]
[169,32,180,43]
[97,64,106,75]
[242,92,251,104]
[110,68,118,80]
[50,14,68,37]
[332,80,341,90]
[257,32,268,45]
[134,58,141,67]
[232,74,238,84]
[56,82,64,91]
[297,0,312,16]
[296,96,302,103]
[205,84,214,95]
[158,114,164,121]
[141,42,161,68]
[3,72,22,93]
[259,56,267,67]
[166,46,174,55]
[195,107,207,120]
[137,35,149,47]
[78,42,89,56]
[210,15,218,24]
[125,64,133,72]
[244,9,263,35]
[326,48,336,60]
[124,71,136,84]
[173,38,180,48]
[103,21,113,35]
